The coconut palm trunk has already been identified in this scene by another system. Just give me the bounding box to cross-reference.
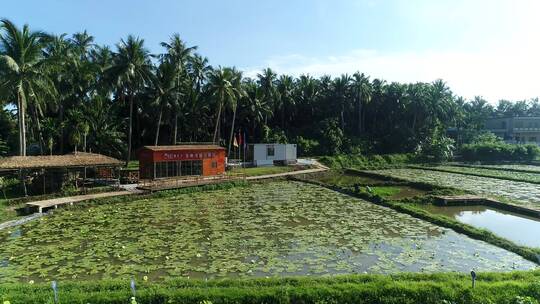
[227,104,237,158]
[154,104,163,146]
[357,98,362,134]
[126,91,134,166]
[17,89,27,156]
[340,102,345,131]
[212,100,223,144]
[172,112,178,144]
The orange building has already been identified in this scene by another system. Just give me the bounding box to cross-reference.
[137,145,226,180]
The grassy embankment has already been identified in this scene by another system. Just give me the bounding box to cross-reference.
[228,165,295,177]
[1,272,540,304]
[293,170,540,265]
[319,153,415,170]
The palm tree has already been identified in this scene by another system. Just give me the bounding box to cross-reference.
[188,54,211,94]
[207,67,237,144]
[149,61,177,145]
[66,108,89,152]
[42,33,73,154]
[0,19,54,156]
[70,30,94,59]
[107,35,153,165]
[160,34,197,144]
[332,74,351,131]
[226,68,245,158]
[276,75,294,130]
[41,117,58,155]
[85,96,125,158]
[295,75,319,124]
[257,68,277,125]
[351,72,372,134]
[239,79,271,138]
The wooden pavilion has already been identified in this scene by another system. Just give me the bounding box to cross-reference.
[0,152,123,195]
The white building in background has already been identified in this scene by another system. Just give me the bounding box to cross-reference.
[485,117,540,145]
[251,144,297,166]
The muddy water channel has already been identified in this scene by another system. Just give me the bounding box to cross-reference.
[0,181,536,282]
[421,205,540,248]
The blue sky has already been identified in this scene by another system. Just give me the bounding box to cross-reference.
[3,0,540,102]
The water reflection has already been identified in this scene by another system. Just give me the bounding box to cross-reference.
[421,205,540,248]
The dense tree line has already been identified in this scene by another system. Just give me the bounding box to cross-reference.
[0,19,537,162]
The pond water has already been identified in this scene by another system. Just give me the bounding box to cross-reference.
[420,205,540,248]
[0,181,536,283]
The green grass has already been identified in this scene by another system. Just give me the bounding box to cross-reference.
[126,160,139,170]
[0,203,20,223]
[1,272,540,304]
[228,165,295,177]
[369,186,402,197]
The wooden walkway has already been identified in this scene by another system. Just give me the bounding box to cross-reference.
[26,191,134,213]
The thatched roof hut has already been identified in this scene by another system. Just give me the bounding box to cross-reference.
[0,152,123,171]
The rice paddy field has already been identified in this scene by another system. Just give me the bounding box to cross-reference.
[0,181,536,283]
[372,168,540,211]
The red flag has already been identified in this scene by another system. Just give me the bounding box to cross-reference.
[237,132,242,146]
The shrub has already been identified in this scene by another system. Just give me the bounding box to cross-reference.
[262,127,288,144]
[461,143,540,162]
[295,136,320,156]
[319,153,414,169]
[416,135,455,162]
[318,119,344,155]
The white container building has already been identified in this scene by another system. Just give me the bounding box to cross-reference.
[251,144,297,166]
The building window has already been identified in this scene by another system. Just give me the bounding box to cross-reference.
[267,145,275,157]
[181,161,192,176]
[501,121,506,129]
[530,137,537,142]
[193,160,202,175]
[211,161,217,168]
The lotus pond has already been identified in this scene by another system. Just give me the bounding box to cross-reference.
[0,181,536,283]
[456,163,540,173]
[424,165,540,183]
[372,168,540,211]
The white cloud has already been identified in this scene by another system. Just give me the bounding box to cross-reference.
[242,47,540,103]
[242,0,540,103]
